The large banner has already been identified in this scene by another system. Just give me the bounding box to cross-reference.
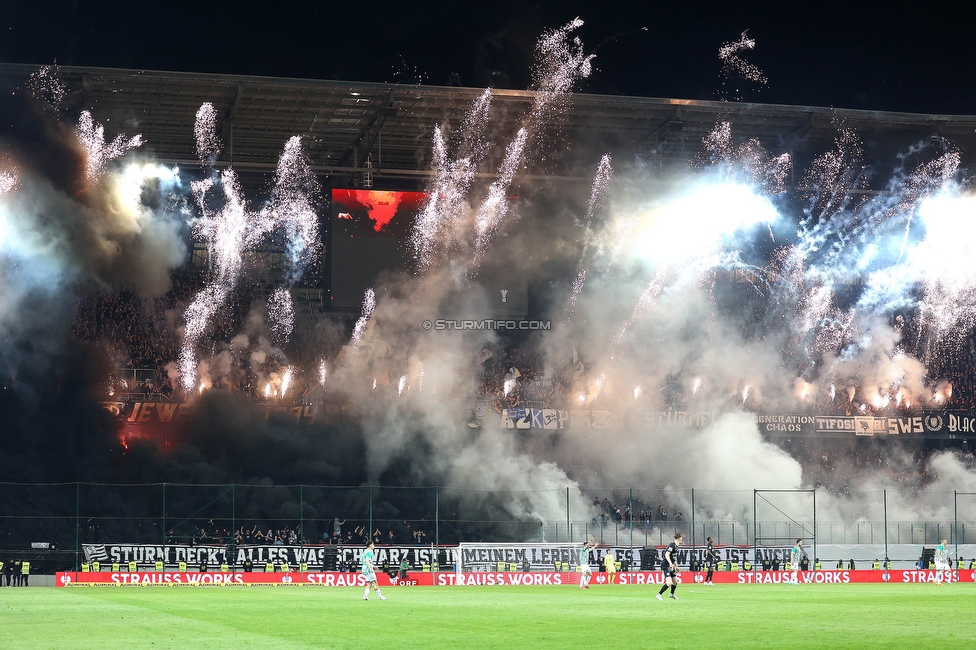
[56,568,976,587]
[456,543,976,571]
[103,399,976,437]
[82,544,452,571]
[457,543,790,571]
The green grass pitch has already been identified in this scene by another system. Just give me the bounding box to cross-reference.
[1,583,974,649]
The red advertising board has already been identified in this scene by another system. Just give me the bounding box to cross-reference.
[56,569,976,587]
[56,572,434,587]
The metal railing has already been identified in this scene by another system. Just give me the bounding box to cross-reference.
[0,483,972,571]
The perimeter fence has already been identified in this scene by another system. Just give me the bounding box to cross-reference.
[0,483,973,572]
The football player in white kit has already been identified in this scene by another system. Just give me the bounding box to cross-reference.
[789,539,803,584]
[578,537,597,589]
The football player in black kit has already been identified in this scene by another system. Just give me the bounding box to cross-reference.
[704,536,717,585]
[656,532,682,600]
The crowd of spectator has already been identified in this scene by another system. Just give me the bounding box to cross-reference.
[166,518,434,547]
[589,496,685,531]
[71,277,976,421]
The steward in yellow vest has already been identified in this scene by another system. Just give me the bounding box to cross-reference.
[111,563,120,572]
[743,561,752,571]
[21,561,30,586]
[128,561,137,572]
[872,560,881,570]
[299,562,307,572]
[92,561,101,572]
[81,563,89,572]
[814,560,822,570]
[265,562,274,572]
[280,563,290,573]
[154,561,164,572]
[497,561,505,572]
[509,562,517,572]
[178,561,187,572]
[730,562,739,571]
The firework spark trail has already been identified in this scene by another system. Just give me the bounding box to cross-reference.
[413,21,591,273]
[398,375,407,396]
[529,18,594,121]
[566,269,586,311]
[718,30,766,100]
[26,65,66,107]
[268,287,295,344]
[76,111,143,181]
[411,90,493,272]
[798,127,868,254]
[610,273,666,359]
[270,136,320,284]
[473,128,528,256]
[319,361,327,386]
[698,122,791,196]
[892,146,960,261]
[351,288,376,345]
[194,103,221,163]
[178,285,228,390]
[180,109,321,391]
[577,153,614,266]
[473,19,592,256]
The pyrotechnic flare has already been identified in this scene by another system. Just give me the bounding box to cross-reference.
[503,376,516,397]
[319,361,327,387]
[0,171,18,196]
[281,367,293,396]
[398,375,407,396]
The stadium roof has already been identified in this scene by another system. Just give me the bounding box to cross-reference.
[2,63,975,187]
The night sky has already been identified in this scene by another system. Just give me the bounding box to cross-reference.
[2,1,975,115]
